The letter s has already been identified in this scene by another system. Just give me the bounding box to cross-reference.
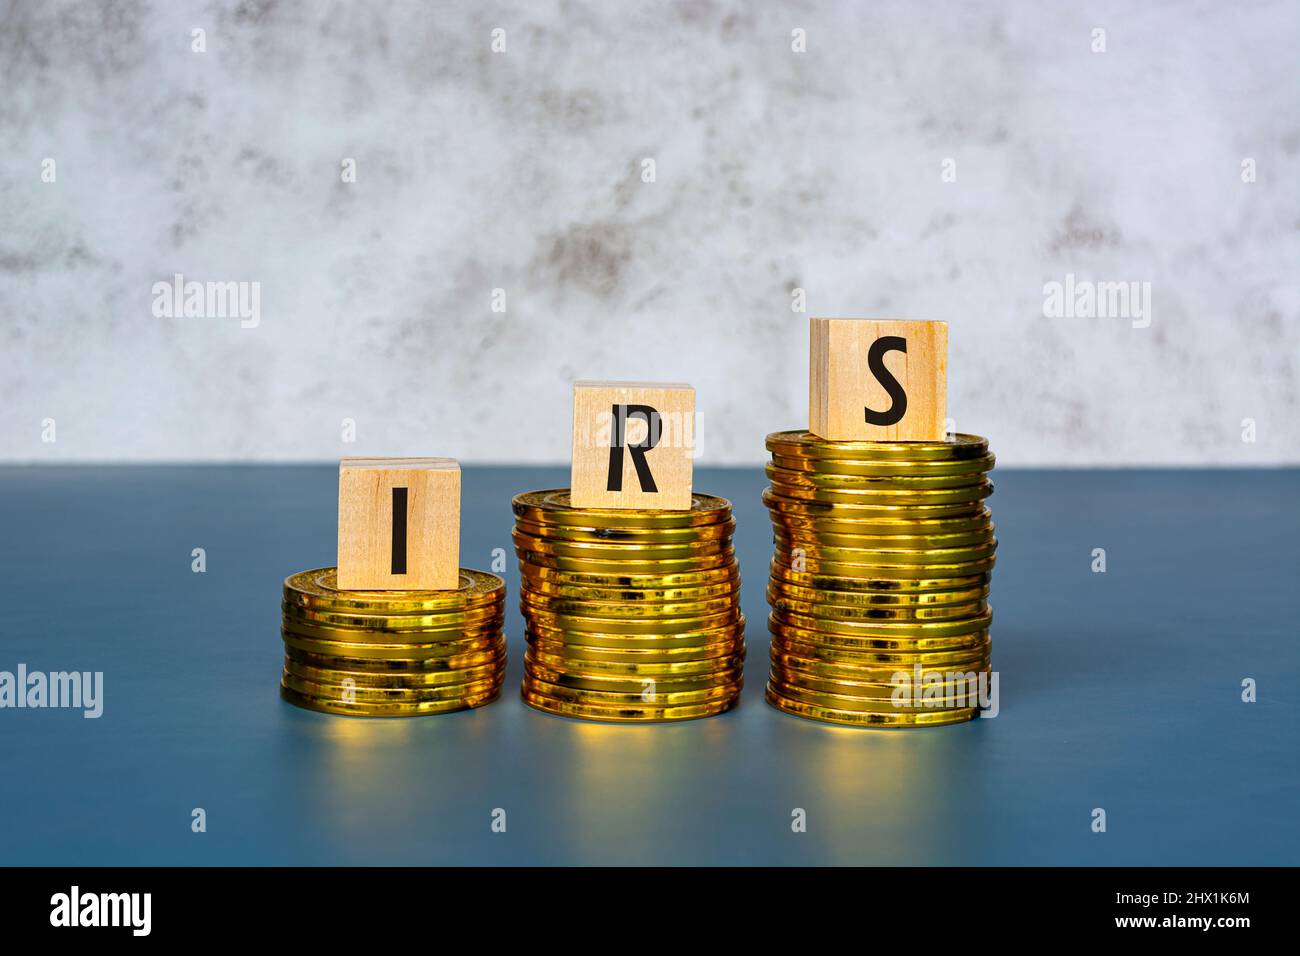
[864,335,907,426]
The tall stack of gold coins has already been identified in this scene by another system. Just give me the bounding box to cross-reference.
[762,432,996,727]
[280,567,507,716]
[513,490,744,721]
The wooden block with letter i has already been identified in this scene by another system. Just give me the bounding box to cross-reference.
[570,381,695,510]
[809,317,948,441]
[337,457,460,590]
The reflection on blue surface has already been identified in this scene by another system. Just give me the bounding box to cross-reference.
[0,465,1296,864]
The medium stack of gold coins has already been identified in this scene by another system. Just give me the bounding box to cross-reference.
[280,567,507,716]
[513,490,744,721]
[763,431,996,727]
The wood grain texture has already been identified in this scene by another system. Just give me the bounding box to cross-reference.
[809,318,948,441]
[570,381,695,510]
[336,457,460,590]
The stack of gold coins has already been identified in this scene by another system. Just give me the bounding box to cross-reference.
[513,490,744,722]
[762,431,996,727]
[279,567,507,717]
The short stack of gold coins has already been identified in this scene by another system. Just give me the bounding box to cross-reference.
[762,431,996,727]
[513,490,744,721]
[279,567,507,716]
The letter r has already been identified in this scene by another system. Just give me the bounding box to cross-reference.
[606,404,661,492]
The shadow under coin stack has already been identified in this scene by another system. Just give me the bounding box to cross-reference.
[513,490,744,721]
[280,567,507,716]
[762,432,996,727]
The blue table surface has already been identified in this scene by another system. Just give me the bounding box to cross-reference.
[0,465,1296,866]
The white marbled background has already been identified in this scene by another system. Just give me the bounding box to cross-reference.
[1,0,1297,465]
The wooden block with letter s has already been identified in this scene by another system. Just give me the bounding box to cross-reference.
[809,317,948,441]
[336,457,461,590]
[570,381,695,510]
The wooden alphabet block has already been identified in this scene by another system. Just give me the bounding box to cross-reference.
[570,381,695,510]
[809,318,948,441]
[337,458,460,590]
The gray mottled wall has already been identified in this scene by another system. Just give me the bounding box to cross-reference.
[2,0,1297,464]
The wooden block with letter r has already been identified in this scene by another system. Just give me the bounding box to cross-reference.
[809,317,948,441]
[570,381,695,510]
[336,457,461,590]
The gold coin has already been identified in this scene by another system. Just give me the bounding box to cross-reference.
[524,660,743,694]
[764,642,987,665]
[774,520,988,551]
[764,686,977,712]
[524,617,744,649]
[768,508,992,536]
[770,452,995,478]
[513,516,735,544]
[767,679,981,715]
[284,643,505,674]
[766,431,989,461]
[771,526,994,550]
[772,635,986,661]
[769,561,989,593]
[521,562,740,590]
[281,613,503,645]
[769,591,987,622]
[763,488,985,520]
[516,548,737,574]
[523,605,741,636]
[512,490,732,529]
[283,657,503,689]
[770,634,991,666]
[769,578,989,608]
[769,650,986,683]
[766,478,994,507]
[771,665,988,701]
[771,611,992,643]
[282,631,505,661]
[765,686,977,727]
[772,629,991,660]
[283,567,504,614]
[767,464,989,491]
[281,682,499,717]
[281,671,502,703]
[525,646,745,679]
[521,686,737,722]
[522,673,740,707]
[283,602,504,633]
[512,529,733,561]
[520,588,740,620]
[525,632,742,665]
[519,575,741,603]
[772,551,996,580]
[771,537,997,566]
[772,547,996,577]
[520,613,743,642]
